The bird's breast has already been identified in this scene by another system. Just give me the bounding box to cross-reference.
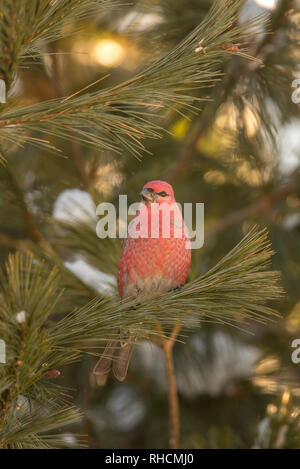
[117,235,191,299]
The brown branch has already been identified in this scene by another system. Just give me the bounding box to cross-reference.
[169,47,243,184]
[0,5,17,90]
[70,138,91,192]
[169,82,230,183]
[169,0,293,183]
[254,0,292,59]
[163,325,181,449]
[206,175,300,239]
[0,234,29,252]
[161,324,182,449]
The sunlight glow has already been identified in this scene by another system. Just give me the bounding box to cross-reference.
[254,0,277,10]
[93,39,124,67]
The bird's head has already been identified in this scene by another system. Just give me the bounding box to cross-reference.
[140,180,175,204]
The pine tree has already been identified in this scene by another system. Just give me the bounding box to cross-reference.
[0,0,299,449]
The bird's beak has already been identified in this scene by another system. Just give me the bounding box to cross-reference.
[140,188,156,203]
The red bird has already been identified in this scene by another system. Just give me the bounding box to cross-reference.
[93,181,191,381]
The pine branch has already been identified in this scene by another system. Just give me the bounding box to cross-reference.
[50,226,283,350]
[1,404,83,449]
[0,152,100,303]
[0,0,116,91]
[0,0,263,158]
[50,217,120,276]
[0,226,283,447]
[29,239,105,307]
[168,0,295,181]
[0,254,82,448]
[206,172,300,239]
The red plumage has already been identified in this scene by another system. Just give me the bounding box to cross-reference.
[93,180,191,381]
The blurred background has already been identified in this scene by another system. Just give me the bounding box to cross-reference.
[1,0,300,448]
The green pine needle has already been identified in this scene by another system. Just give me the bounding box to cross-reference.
[0,0,265,158]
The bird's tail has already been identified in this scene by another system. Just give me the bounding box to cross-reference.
[93,339,134,382]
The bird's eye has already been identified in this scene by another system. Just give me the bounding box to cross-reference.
[158,191,167,197]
